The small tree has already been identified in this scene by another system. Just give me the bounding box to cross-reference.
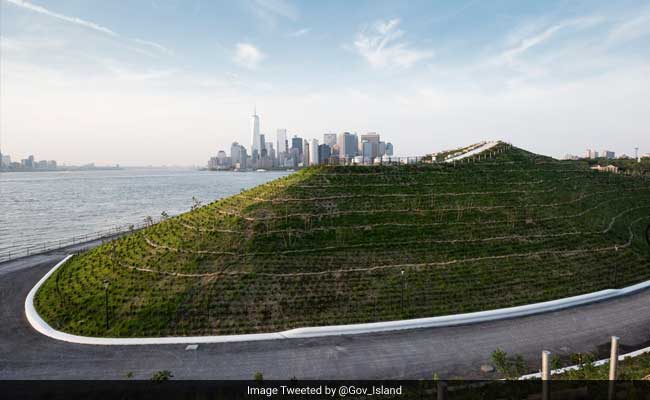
[151,370,173,381]
[491,348,525,380]
[191,197,202,211]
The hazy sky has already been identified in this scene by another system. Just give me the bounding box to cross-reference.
[1,0,649,165]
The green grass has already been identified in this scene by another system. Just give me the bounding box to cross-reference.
[34,142,650,337]
[553,352,650,380]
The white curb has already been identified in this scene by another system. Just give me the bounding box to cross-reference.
[26,255,650,346]
[518,344,650,380]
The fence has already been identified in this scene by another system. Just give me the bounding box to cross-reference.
[321,156,429,166]
[0,216,163,263]
[319,143,513,167]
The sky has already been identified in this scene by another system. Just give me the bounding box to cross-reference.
[1,0,649,165]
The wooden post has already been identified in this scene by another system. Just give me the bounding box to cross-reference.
[609,336,619,380]
[542,350,551,380]
[542,350,551,400]
[436,380,447,400]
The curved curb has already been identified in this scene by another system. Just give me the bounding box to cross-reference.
[26,255,650,346]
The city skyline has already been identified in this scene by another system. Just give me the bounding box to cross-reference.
[206,110,396,170]
[1,0,650,165]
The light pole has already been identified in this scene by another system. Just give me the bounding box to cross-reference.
[103,279,110,331]
[400,270,405,315]
[613,245,619,287]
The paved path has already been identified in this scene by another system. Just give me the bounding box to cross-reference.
[1,245,650,379]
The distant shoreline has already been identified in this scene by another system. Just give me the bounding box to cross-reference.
[0,167,123,173]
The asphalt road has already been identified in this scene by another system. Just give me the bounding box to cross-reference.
[1,242,650,379]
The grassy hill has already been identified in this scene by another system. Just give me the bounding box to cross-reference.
[34,142,650,337]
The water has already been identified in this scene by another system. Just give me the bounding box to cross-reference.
[0,168,290,256]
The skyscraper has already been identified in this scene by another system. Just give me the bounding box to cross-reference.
[250,107,262,156]
[323,133,337,147]
[303,139,310,166]
[291,136,303,157]
[360,132,380,159]
[379,141,386,156]
[310,139,319,165]
[259,134,267,157]
[318,144,331,164]
[231,141,243,165]
[361,140,373,163]
[602,150,615,159]
[338,132,358,159]
[386,142,394,156]
[276,129,288,154]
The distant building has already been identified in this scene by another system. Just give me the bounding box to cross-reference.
[318,144,331,164]
[265,141,275,163]
[259,134,267,158]
[360,132,380,159]
[310,139,319,165]
[323,133,337,147]
[238,147,248,169]
[386,142,394,156]
[338,132,358,159]
[361,140,373,164]
[231,142,244,166]
[563,154,580,160]
[207,157,218,169]
[207,150,231,170]
[217,150,229,167]
[21,155,35,169]
[602,150,615,159]
[250,108,262,156]
[291,136,303,157]
[276,129,288,155]
[1,154,11,167]
[331,144,340,158]
[302,139,310,166]
[378,141,386,157]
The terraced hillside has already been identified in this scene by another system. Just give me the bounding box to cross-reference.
[35,142,650,337]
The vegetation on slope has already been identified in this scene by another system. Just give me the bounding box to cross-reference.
[553,352,650,380]
[34,142,650,337]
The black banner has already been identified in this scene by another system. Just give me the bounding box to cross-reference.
[1,380,648,400]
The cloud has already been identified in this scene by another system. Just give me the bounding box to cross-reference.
[607,14,650,44]
[0,36,66,52]
[353,19,433,69]
[288,28,310,37]
[233,43,266,69]
[100,59,176,81]
[495,16,604,66]
[4,0,173,55]
[248,0,298,26]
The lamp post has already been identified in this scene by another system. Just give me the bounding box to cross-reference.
[614,245,619,287]
[400,270,405,315]
[103,279,110,331]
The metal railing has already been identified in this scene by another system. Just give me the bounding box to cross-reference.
[321,156,431,166]
[318,144,513,166]
[0,217,163,263]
